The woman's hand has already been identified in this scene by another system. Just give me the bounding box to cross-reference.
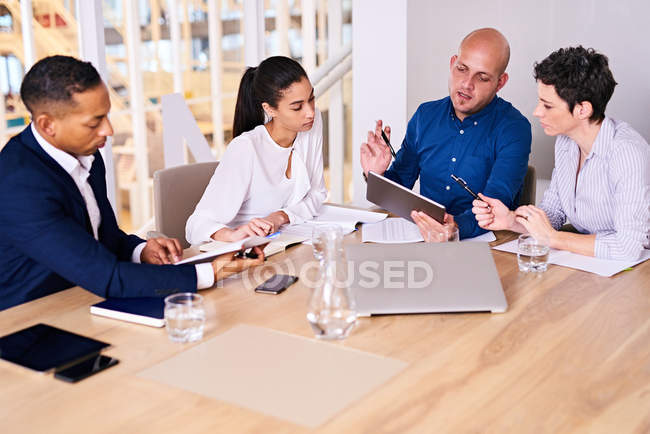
[515,205,557,246]
[472,193,516,231]
[262,211,290,234]
[210,246,265,281]
[212,218,276,242]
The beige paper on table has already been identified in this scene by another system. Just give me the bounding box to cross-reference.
[137,325,407,428]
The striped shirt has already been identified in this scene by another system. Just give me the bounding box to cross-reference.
[539,117,650,260]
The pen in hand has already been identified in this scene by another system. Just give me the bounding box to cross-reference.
[450,174,490,210]
[380,129,397,159]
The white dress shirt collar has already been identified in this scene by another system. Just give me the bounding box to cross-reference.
[30,123,95,175]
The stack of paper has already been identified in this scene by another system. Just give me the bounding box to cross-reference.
[493,239,650,277]
[283,205,389,239]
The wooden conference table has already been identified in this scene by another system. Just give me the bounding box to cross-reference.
[1,230,649,433]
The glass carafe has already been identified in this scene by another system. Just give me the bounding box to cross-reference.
[306,227,357,340]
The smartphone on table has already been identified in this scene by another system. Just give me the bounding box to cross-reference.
[54,354,119,383]
[254,274,298,295]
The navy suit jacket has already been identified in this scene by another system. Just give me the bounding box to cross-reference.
[0,126,197,310]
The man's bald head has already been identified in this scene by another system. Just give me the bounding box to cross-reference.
[460,28,510,75]
[447,28,511,120]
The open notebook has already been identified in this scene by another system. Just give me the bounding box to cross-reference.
[195,205,388,257]
[175,236,269,265]
[198,232,308,258]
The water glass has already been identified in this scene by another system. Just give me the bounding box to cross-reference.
[164,293,205,343]
[517,234,550,273]
[311,225,343,263]
[426,223,459,242]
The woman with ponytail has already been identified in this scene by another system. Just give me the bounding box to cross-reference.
[186,56,327,244]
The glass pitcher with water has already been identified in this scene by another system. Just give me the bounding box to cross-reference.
[307,226,357,340]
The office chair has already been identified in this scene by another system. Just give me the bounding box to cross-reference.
[519,165,536,206]
[153,161,219,248]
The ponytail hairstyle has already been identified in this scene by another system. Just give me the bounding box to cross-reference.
[232,56,309,138]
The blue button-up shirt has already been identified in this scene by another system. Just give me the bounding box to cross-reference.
[384,96,531,239]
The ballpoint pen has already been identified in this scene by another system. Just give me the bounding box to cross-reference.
[381,129,397,159]
[450,174,490,209]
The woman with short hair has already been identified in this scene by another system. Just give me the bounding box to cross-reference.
[473,46,649,260]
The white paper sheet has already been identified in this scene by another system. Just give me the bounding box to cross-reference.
[361,218,496,243]
[313,204,388,225]
[493,239,650,277]
[281,204,387,243]
[362,218,423,243]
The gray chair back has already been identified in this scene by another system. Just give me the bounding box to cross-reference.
[153,161,219,248]
[519,165,536,206]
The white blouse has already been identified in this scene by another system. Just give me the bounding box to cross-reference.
[186,109,328,245]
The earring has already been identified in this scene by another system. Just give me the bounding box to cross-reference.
[264,110,272,123]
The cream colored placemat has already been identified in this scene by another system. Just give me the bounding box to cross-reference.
[138,324,407,427]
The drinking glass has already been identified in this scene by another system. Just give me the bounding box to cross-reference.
[517,234,550,273]
[164,293,205,343]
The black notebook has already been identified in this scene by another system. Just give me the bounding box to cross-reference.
[90,298,165,327]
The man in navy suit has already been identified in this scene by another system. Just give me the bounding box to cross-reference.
[0,56,263,310]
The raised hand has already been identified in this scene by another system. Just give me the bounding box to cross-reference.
[360,120,392,177]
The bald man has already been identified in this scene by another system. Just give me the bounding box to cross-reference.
[361,28,531,240]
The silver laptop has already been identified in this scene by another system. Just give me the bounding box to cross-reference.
[345,242,507,316]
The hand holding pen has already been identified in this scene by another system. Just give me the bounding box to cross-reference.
[360,119,394,177]
[379,126,397,158]
[470,191,527,233]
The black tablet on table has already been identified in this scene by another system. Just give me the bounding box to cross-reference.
[0,323,111,373]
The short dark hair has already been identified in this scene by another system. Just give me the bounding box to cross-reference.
[533,46,616,123]
[20,55,102,114]
[232,56,308,138]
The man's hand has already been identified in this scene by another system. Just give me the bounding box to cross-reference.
[360,120,392,177]
[411,211,457,242]
[141,237,183,264]
[210,246,265,281]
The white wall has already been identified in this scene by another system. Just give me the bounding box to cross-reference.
[352,0,408,206]
[405,0,650,179]
[353,0,650,204]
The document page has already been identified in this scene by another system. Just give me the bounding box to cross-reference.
[361,218,496,243]
[313,204,388,225]
[493,239,650,277]
[362,218,423,243]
